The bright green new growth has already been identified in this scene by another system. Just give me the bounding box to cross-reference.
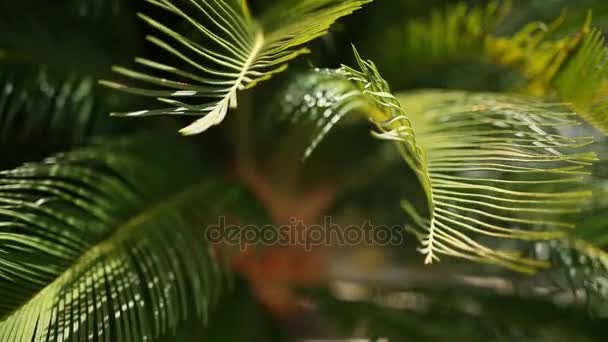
[277,48,597,272]
[385,1,608,134]
[554,28,608,133]
[99,0,370,135]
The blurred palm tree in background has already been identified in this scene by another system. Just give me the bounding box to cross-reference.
[1,0,608,341]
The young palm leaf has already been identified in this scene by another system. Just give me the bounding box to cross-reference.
[100,0,371,135]
[276,49,597,272]
[0,135,263,342]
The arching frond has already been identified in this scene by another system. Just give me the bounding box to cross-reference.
[395,90,595,271]
[276,50,597,271]
[376,1,608,134]
[0,135,262,342]
[100,0,370,135]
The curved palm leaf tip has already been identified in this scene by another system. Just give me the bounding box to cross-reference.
[99,0,371,135]
[396,91,596,271]
[280,49,597,272]
[0,137,252,342]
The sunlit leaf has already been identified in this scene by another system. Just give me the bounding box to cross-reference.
[100,0,371,135]
[276,49,597,271]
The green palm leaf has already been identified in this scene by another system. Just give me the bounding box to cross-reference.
[553,28,608,133]
[373,1,608,134]
[100,0,370,135]
[395,90,595,271]
[276,50,597,271]
[540,161,608,304]
[0,135,262,342]
[273,69,371,160]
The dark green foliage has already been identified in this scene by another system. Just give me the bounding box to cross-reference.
[1,0,608,341]
[0,0,138,73]
[0,135,267,342]
[0,62,133,168]
[309,287,607,341]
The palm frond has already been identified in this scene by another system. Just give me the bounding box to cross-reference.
[538,166,608,304]
[485,16,608,134]
[549,238,608,301]
[100,0,370,135]
[0,62,124,146]
[402,1,509,71]
[272,69,370,160]
[0,61,133,169]
[395,90,597,270]
[374,1,608,134]
[366,0,510,87]
[349,56,597,271]
[275,50,597,271]
[0,135,262,342]
[553,28,608,133]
